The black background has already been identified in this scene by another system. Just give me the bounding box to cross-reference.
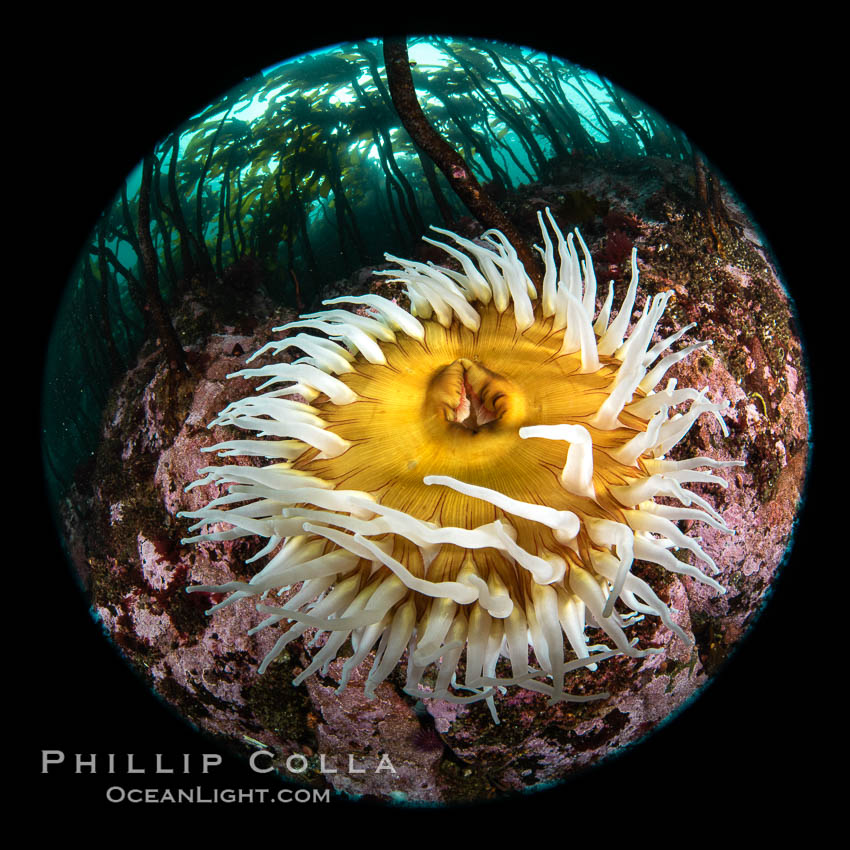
[25,10,825,828]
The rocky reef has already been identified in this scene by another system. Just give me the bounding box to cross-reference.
[57,159,809,804]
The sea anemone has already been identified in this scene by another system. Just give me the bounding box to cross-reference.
[180,210,742,722]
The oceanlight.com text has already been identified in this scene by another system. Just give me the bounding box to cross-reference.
[105,786,331,804]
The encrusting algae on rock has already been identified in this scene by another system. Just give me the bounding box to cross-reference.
[180,210,743,722]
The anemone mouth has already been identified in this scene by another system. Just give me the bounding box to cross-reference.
[428,358,510,431]
[180,209,742,722]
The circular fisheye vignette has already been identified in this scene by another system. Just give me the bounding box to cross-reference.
[44,35,809,804]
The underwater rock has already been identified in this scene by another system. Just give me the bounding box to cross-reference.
[63,166,807,802]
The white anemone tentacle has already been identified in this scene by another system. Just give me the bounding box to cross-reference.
[247,332,355,373]
[230,361,358,404]
[423,474,580,544]
[290,308,396,341]
[519,424,596,500]
[277,318,388,365]
[322,294,426,340]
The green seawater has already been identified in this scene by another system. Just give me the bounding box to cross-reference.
[41,35,690,511]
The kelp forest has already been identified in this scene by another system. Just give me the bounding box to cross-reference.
[43,35,697,507]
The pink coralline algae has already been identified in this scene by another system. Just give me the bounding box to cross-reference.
[62,169,808,804]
